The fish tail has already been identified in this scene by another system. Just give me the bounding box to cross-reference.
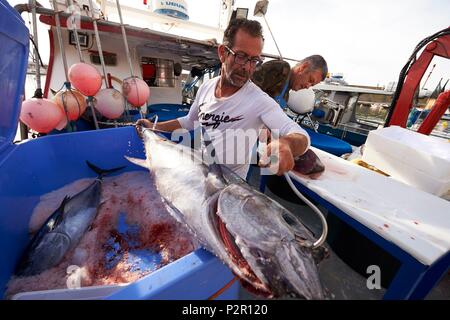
[86,161,126,178]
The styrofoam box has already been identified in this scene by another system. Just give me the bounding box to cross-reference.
[362,126,450,197]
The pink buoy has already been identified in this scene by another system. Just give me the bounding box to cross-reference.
[68,63,102,96]
[122,77,150,107]
[20,98,64,133]
[53,90,87,121]
[94,88,125,119]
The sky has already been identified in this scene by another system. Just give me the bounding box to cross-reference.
[8,0,450,90]
[218,0,450,90]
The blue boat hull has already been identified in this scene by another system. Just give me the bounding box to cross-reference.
[317,124,367,147]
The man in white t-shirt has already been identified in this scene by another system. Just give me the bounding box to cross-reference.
[137,18,310,179]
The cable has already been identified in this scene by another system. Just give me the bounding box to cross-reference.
[29,35,45,67]
[283,172,328,249]
[207,276,238,300]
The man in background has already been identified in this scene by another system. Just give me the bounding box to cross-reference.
[252,55,328,107]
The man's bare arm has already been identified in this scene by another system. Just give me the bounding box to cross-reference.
[136,118,183,132]
[279,133,309,158]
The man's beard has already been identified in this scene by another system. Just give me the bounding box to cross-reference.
[224,66,250,88]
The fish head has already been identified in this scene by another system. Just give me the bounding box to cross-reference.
[16,232,71,277]
[135,123,146,140]
[135,124,168,144]
[214,183,324,299]
[135,125,180,167]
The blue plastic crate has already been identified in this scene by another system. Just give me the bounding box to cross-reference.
[0,1,238,300]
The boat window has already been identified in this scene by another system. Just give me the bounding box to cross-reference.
[141,57,176,87]
[354,93,392,127]
[89,51,117,66]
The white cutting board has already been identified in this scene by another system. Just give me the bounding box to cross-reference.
[290,147,450,266]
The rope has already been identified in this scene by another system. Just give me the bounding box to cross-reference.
[207,276,238,300]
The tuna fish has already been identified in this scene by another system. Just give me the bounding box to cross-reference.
[128,125,326,299]
[15,161,124,277]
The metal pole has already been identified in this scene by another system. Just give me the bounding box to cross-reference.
[71,0,102,130]
[87,96,99,129]
[66,0,84,62]
[88,0,108,88]
[115,0,138,119]
[51,0,70,82]
[66,0,99,130]
[30,0,41,92]
[51,0,71,131]
[263,15,283,60]
[115,0,134,77]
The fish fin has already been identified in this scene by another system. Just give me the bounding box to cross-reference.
[86,161,126,178]
[37,195,70,235]
[159,196,189,228]
[52,195,71,228]
[124,156,149,169]
[159,198,205,247]
[201,128,227,182]
[218,164,247,185]
[96,200,108,212]
[201,127,217,161]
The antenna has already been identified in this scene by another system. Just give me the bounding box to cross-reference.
[421,63,436,89]
[254,0,283,60]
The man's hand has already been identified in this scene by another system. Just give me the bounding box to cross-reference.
[259,133,309,175]
[135,118,182,132]
[259,139,295,175]
[136,118,154,128]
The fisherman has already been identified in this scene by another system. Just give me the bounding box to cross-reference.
[137,18,311,180]
[252,55,328,108]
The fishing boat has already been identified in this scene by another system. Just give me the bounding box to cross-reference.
[310,82,394,146]
[302,70,449,147]
[14,0,355,157]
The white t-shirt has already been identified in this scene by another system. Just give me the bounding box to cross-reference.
[177,76,310,179]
